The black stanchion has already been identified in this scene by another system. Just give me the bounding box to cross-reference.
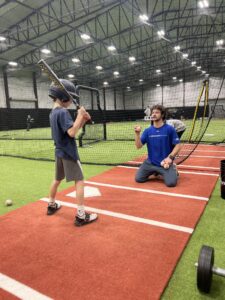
[221,160,225,199]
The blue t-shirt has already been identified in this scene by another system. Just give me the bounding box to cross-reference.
[49,107,79,161]
[141,123,180,166]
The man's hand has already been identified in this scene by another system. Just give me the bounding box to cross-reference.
[160,160,170,169]
[134,125,142,134]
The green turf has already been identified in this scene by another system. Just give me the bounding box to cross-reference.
[162,181,225,300]
[1,156,225,298]
[0,156,111,215]
[0,119,224,164]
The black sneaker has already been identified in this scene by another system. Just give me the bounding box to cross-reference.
[75,212,98,227]
[47,201,61,215]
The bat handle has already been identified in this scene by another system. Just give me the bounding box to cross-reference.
[73,100,94,124]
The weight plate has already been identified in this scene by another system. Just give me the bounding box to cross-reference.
[197,245,214,293]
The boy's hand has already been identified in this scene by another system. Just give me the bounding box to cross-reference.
[77,106,86,116]
[134,125,141,134]
[83,112,91,121]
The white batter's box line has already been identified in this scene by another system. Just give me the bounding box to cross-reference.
[40,198,193,234]
[179,154,225,159]
[0,273,53,300]
[84,181,209,201]
[178,164,219,170]
[117,166,219,176]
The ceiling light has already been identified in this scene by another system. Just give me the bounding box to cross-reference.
[156,69,161,73]
[41,48,51,54]
[157,30,165,37]
[182,53,188,58]
[202,70,206,74]
[8,61,18,66]
[191,61,196,65]
[139,14,148,22]
[80,33,90,40]
[0,36,6,41]
[173,77,177,80]
[179,79,183,82]
[72,58,80,63]
[156,84,160,87]
[198,0,209,8]
[174,45,180,51]
[139,79,143,82]
[96,65,103,70]
[197,66,201,70]
[103,81,108,85]
[68,74,74,78]
[113,71,119,76]
[108,45,116,51]
[216,39,224,46]
[129,56,136,62]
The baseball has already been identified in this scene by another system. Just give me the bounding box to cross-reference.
[5,199,13,206]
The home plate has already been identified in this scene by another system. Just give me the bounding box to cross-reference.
[67,186,101,198]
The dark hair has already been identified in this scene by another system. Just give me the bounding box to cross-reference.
[150,104,167,121]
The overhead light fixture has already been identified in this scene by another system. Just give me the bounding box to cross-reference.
[157,30,165,37]
[129,56,136,62]
[202,70,206,74]
[8,61,18,66]
[216,39,224,46]
[108,45,116,51]
[139,79,143,82]
[174,45,180,51]
[182,53,188,58]
[68,74,74,78]
[197,66,201,70]
[80,33,90,40]
[96,65,103,70]
[41,48,51,54]
[198,0,209,8]
[139,14,148,22]
[113,71,119,76]
[0,36,6,41]
[103,81,108,85]
[72,58,80,63]
[156,84,160,87]
[179,79,183,82]
[191,61,197,65]
[156,69,161,73]
[173,77,177,80]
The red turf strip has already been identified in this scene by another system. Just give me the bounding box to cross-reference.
[0,202,189,300]
[0,145,222,300]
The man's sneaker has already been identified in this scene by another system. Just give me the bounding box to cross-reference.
[75,212,98,227]
[47,201,61,215]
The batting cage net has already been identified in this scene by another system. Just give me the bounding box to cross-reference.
[0,76,225,166]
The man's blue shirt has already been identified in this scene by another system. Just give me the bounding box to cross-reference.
[140,123,180,166]
[50,107,79,161]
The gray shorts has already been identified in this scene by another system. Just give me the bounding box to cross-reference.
[55,156,84,182]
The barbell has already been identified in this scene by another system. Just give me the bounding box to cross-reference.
[195,245,225,293]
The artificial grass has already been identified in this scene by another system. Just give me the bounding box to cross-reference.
[1,156,225,299]
[1,119,225,164]
[162,181,225,300]
[0,156,111,215]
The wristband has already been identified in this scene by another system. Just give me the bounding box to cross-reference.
[169,155,175,161]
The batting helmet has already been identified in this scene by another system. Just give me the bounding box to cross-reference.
[49,79,77,102]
